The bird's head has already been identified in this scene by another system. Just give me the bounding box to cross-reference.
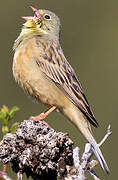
[21,6,61,39]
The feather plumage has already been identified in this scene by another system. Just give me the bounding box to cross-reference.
[34,38,98,127]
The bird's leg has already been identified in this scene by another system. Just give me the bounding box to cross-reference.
[31,105,57,121]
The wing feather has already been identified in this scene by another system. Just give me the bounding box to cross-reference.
[34,38,98,127]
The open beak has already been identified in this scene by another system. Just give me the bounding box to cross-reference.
[22,6,40,21]
[30,6,39,17]
[22,16,34,21]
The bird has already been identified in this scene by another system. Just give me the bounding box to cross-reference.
[12,6,109,174]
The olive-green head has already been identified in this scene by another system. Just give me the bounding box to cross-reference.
[22,6,61,40]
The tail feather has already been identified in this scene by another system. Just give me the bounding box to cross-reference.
[76,118,109,173]
[82,126,110,174]
[82,125,110,174]
[91,143,110,174]
[64,106,110,174]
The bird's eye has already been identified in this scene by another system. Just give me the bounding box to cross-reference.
[44,15,51,20]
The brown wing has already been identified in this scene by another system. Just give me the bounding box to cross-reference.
[34,38,98,127]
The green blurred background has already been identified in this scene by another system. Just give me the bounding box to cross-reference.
[0,0,117,179]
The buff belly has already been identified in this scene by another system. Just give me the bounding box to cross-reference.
[13,48,67,109]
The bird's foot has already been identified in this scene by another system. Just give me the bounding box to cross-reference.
[30,113,50,127]
[30,113,46,121]
[30,106,57,127]
[31,105,57,121]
